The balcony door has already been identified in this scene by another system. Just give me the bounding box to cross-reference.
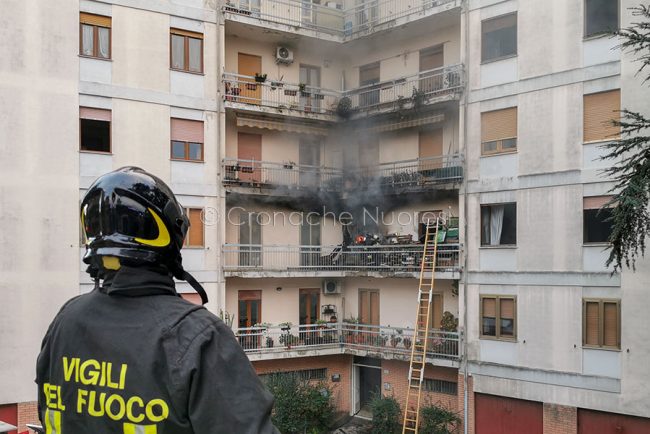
[359,62,380,108]
[299,140,321,187]
[238,290,262,349]
[238,53,262,105]
[359,139,379,176]
[300,215,321,266]
[238,132,262,183]
[299,288,320,325]
[429,293,443,330]
[356,0,378,29]
[418,128,443,172]
[359,289,379,325]
[239,212,261,266]
[419,45,444,94]
[300,64,321,111]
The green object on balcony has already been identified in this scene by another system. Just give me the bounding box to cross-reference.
[436,230,446,243]
[446,228,459,239]
[448,216,459,228]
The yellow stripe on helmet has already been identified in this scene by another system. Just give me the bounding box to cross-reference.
[134,208,171,248]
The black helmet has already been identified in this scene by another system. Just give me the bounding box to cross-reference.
[81,166,208,304]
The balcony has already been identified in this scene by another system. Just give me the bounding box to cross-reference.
[222,154,462,196]
[236,323,461,366]
[222,64,464,120]
[223,0,461,41]
[223,243,461,278]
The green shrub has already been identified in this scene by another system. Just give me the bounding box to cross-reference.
[369,394,401,434]
[419,404,461,434]
[264,373,334,434]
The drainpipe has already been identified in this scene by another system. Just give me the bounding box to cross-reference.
[461,1,470,433]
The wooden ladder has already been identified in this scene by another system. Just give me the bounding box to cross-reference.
[402,218,441,434]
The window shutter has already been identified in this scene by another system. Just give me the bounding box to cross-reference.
[500,298,514,320]
[171,118,204,143]
[238,290,262,301]
[481,107,517,142]
[482,297,496,317]
[188,209,204,246]
[482,13,516,34]
[583,196,613,210]
[80,107,111,121]
[171,28,203,39]
[583,90,620,142]
[359,63,380,84]
[80,12,111,27]
[603,302,619,348]
[585,301,600,346]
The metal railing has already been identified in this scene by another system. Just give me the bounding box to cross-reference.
[358,153,463,188]
[236,323,461,360]
[222,65,463,116]
[223,73,339,115]
[223,243,461,272]
[223,0,459,39]
[223,157,343,189]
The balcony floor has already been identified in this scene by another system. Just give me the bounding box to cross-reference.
[224,270,460,279]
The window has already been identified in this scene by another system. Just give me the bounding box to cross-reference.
[423,379,458,395]
[583,299,620,349]
[481,203,517,246]
[170,28,203,73]
[80,13,111,59]
[583,90,621,143]
[170,118,204,161]
[259,368,327,383]
[584,196,614,243]
[359,62,380,107]
[481,107,517,155]
[480,295,516,340]
[184,208,204,247]
[80,107,111,153]
[482,13,517,62]
[585,0,619,37]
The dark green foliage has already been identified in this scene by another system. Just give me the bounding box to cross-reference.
[264,373,334,434]
[601,5,650,272]
[369,394,401,434]
[419,404,461,434]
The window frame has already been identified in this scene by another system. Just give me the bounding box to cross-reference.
[582,298,621,350]
[480,107,518,156]
[170,28,204,74]
[79,14,112,60]
[479,294,517,341]
[480,202,517,247]
[584,0,620,39]
[184,207,205,248]
[170,140,204,162]
[481,12,518,64]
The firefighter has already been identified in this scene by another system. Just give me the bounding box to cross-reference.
[36,167,279,434]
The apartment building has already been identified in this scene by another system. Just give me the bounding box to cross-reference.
[1,0,649,433]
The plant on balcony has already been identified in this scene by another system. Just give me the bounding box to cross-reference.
[283,161,295,169]
[336,96,352,119]
[266,335,274,348]
[315,319,329,328]
[440,311,458,332]
[369,394,401,434]
[419,404,461,434]
[402,336,412,350]
[411,87,426,110]
[279,332,299,349]
[298,82,307,92]
[254,72,267,83]
[389,329,403,348]
[219,309,234,328]
[284,88,298,96]
[254,322,272,331]
[314,93,325,100]
[374,332,389,347]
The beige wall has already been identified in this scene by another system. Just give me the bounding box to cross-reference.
[0,0,80,404]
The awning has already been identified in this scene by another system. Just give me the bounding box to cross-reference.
[236,115,329,136]
[366,113,445,133]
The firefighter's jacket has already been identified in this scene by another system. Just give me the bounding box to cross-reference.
[36,266,279,434]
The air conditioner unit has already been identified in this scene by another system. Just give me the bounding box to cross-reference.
[322,280,341,295]
[276,46,294,65]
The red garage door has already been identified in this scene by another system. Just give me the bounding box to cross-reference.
[475,393,543,434]
[578,408,650,434]
[0,404,17,434]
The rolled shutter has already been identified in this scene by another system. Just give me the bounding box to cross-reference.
[482,297,496,317]
[500,298,514,320]
[583,90,620,142]
[585,301,600,346]
[603,302,619,348]
[80,107,111,121]
[583,196,614,210]
[188,209,204,246]
[171,118,204,143]
[171,28,203,39]
[481,107,517,142]
[80,12,111,27]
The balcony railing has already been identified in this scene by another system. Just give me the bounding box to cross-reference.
[223,0,459,39]
[223,243,461,273]
[236,323,461,361]
[222,64,463,117]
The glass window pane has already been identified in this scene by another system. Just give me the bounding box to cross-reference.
[500,203,517,245]
[188,142,202,160]
[98,27,110,58]
[171,141,186,159]
[482,317,496,336]
[500,318,514,336]
[81,24,94,56]
[171,34,185,69]
[502,138,517,149]
[583,208,613,243]
[80,119,110,152]
[482,14,517,61]
[586,0,619,36]
[482,140,498,153]
[188,37,202,72]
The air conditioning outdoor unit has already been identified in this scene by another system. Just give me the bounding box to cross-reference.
[276,46,294,65]
[322,280,341,295]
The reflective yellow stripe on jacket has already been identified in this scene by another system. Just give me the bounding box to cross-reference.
[123,423,158,434]
[44,409,62,434]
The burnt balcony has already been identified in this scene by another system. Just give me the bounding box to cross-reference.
[236,323,461,366]
[222,64,464,120]
[223,0,461,41]
[222,243,461,278]
[222,154,462,196]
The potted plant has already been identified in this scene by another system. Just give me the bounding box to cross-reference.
[254,72,267,83]
[336,96,352,119]
[389,329,403,348]
[298,83,308,95]
[279,321,292,332]
[314,93,325,100]
[315,319,329,329]
[266,335,274,348]
[283,161,295,170]
[403,336,412,350]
